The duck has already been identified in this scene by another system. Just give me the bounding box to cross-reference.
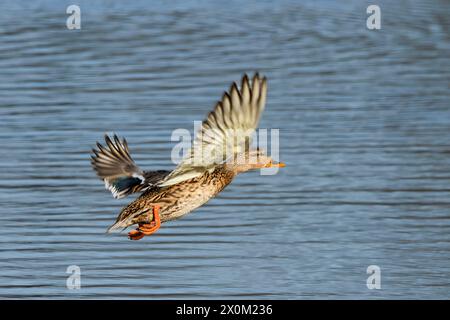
[91,73,285,240]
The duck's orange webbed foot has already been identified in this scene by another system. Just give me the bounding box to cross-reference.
[128,205,161,241]
[128,229,145,241]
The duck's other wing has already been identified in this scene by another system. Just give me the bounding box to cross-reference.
[91,134,170,199]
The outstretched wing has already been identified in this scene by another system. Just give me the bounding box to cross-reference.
[91,134,170,198]
[159,73,267,187]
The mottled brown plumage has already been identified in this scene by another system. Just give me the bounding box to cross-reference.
[91,73,284,239]
[108,165,235,231]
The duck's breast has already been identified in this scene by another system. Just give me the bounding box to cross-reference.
[158,168,234,221]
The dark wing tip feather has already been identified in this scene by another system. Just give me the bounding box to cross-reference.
[231,82,242,100]
[242,74,250,89]
[91,134,141,179]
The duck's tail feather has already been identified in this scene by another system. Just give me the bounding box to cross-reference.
[106,221,127,233]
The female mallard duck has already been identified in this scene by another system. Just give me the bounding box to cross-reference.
[91,73,284,240]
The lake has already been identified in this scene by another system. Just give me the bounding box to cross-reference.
[0,0,449,299]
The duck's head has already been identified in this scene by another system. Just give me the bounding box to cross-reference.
[227,149,285,174]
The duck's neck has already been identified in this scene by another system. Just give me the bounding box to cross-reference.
[223,163,254,175]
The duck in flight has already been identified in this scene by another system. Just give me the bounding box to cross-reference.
[91,73,285,240]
